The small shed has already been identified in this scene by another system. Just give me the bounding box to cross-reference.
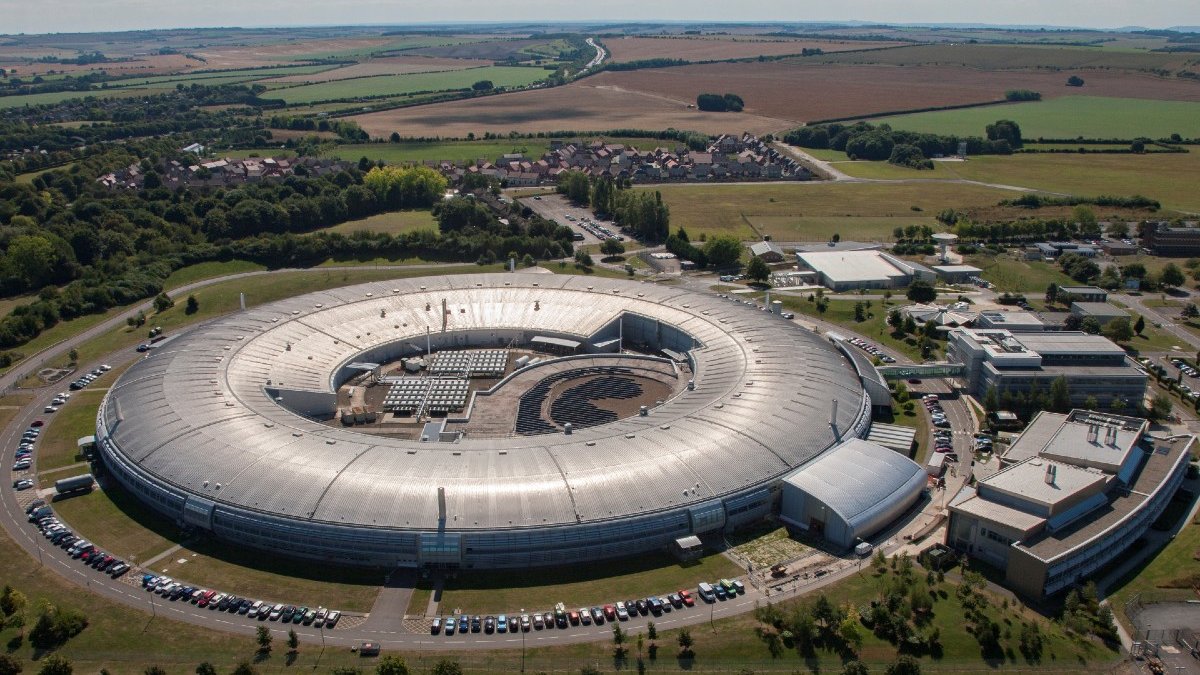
[671,535,704,562]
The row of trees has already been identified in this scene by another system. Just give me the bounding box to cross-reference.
[784,121,1019,164]
[556,171,670,241]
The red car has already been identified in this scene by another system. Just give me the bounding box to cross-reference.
[603,604,616,621]
[30,419,44,427]
[678,590,695,607]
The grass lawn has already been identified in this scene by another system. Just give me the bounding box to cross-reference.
[163,260,267,290]
[50,484,181,564]
[965,254,1076,294]
[770,293,926,362]
[161,537,384,613]
[651,181,1011,242]
[14,163,75,185]
[317,210,437,235]
[430,552,742,614]
[935,150,1200,214]
[0,392,33,432]
[829,160,951,180]
[35,388,105,472]
[875,96,1200,141]
[271,66,547,104]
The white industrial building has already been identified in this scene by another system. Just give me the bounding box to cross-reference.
[797,250,936,291]
[780,438,927,549]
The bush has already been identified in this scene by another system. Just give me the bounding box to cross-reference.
[889,144,933,170]
[28,606,87,649]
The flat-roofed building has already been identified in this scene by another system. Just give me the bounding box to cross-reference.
[1057,286,1108,303]
[948,410,1190,598]
[797,250,935,291]
[947,328,1147,410]
[1070,302,1130,327]
[932,264,983,283]
[975,311,1045,333]
[1143,222,1200,256]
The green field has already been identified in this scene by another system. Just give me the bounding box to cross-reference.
[0,86,168,109]
[36,388,106,472]
[51,485,181,564]
[163,260,267,290]
[812,42,1189,71]
[329,140,552,164]
[936,150,1200,213]
[319,210,437,235]
[271,66,547,104]
[102,64,337,89]
[875,96,1200,140]
[652,182,1011,242]
[965,254,1076,294]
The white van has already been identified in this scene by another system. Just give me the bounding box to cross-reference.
[697,582,716,603]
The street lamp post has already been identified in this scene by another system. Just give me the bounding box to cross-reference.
[520,607,526,672]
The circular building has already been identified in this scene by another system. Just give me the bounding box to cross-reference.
[97,273,871,568]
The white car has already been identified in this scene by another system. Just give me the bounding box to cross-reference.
[99,364,112,372]
[43,406,58,413]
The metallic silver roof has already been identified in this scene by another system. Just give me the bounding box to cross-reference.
[102,274,865,532]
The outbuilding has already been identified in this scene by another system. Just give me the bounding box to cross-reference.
[779,439,927,550]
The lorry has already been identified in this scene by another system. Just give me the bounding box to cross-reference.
[54,473,94,496]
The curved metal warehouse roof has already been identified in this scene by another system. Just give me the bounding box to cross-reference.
[782,438,926,532]
[101,273,866,533]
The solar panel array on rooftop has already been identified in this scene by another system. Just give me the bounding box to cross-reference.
[428,349,509,377]
[382,378,471,414]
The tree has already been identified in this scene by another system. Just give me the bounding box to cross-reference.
[612,622,627,659]
[1131,139,1146,153]
[429,659,462,675]
[888,309,903,332]
[1103,317,1134,343]
[144,668,167,675]
[0,655,20,675]
[983,385,1000,413]
[1184,303,1200,319]
[1134,315,1146,335]
[1067,75,1085,87]
[677,627,694,656]
[1049,376,1071,413]
[985,119,1023,149]
[884,654,921,675]
[153,292,173,313]
[600,238,625,257]
[287,628,298,651]
[903,315,917,335]
[471,80,494,91]
[1045,283,1059,305]
[703,234,743,269]
[1072,205,1099,236]
[194,664,216,675]
[1080,316,1101,335]
[1150,392,1173,421]
[230,663,257,675]
[1161,263,1186,288]
[647,621,657,641]
[1,586,27,618]
[185,295,199,315]
[67,348,78,364]
[906,280,936,304]
[842,662,870,675]
[36,656,71,675]
[1108,220,1130,239]
[255,625,272,653]
[375,656,409,675]
[746,256,771,283]
[854,302,867,322]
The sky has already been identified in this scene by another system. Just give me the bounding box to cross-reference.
[3,0,1200,35]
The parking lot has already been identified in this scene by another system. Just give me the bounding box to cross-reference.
[523,193,619,245]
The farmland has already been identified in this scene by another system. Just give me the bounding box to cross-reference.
[351,79,796,138]
[0,86,167,109]
[264,56,486,83]
[317,210,437,235]
[930,151,1200,213]
[809,42,1194,72]
[590,60,1200,125]
[270,65,547,104]
[874,96,1200,140]
[603,35,902,62]
[648,181,1011,241]
[102,63,338,89]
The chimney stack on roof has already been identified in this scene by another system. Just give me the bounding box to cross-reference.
[1044,463,1057,486]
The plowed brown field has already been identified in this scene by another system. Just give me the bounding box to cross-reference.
[591,61,1200,122]
[604,36,903,62]
[350,80,797,138]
